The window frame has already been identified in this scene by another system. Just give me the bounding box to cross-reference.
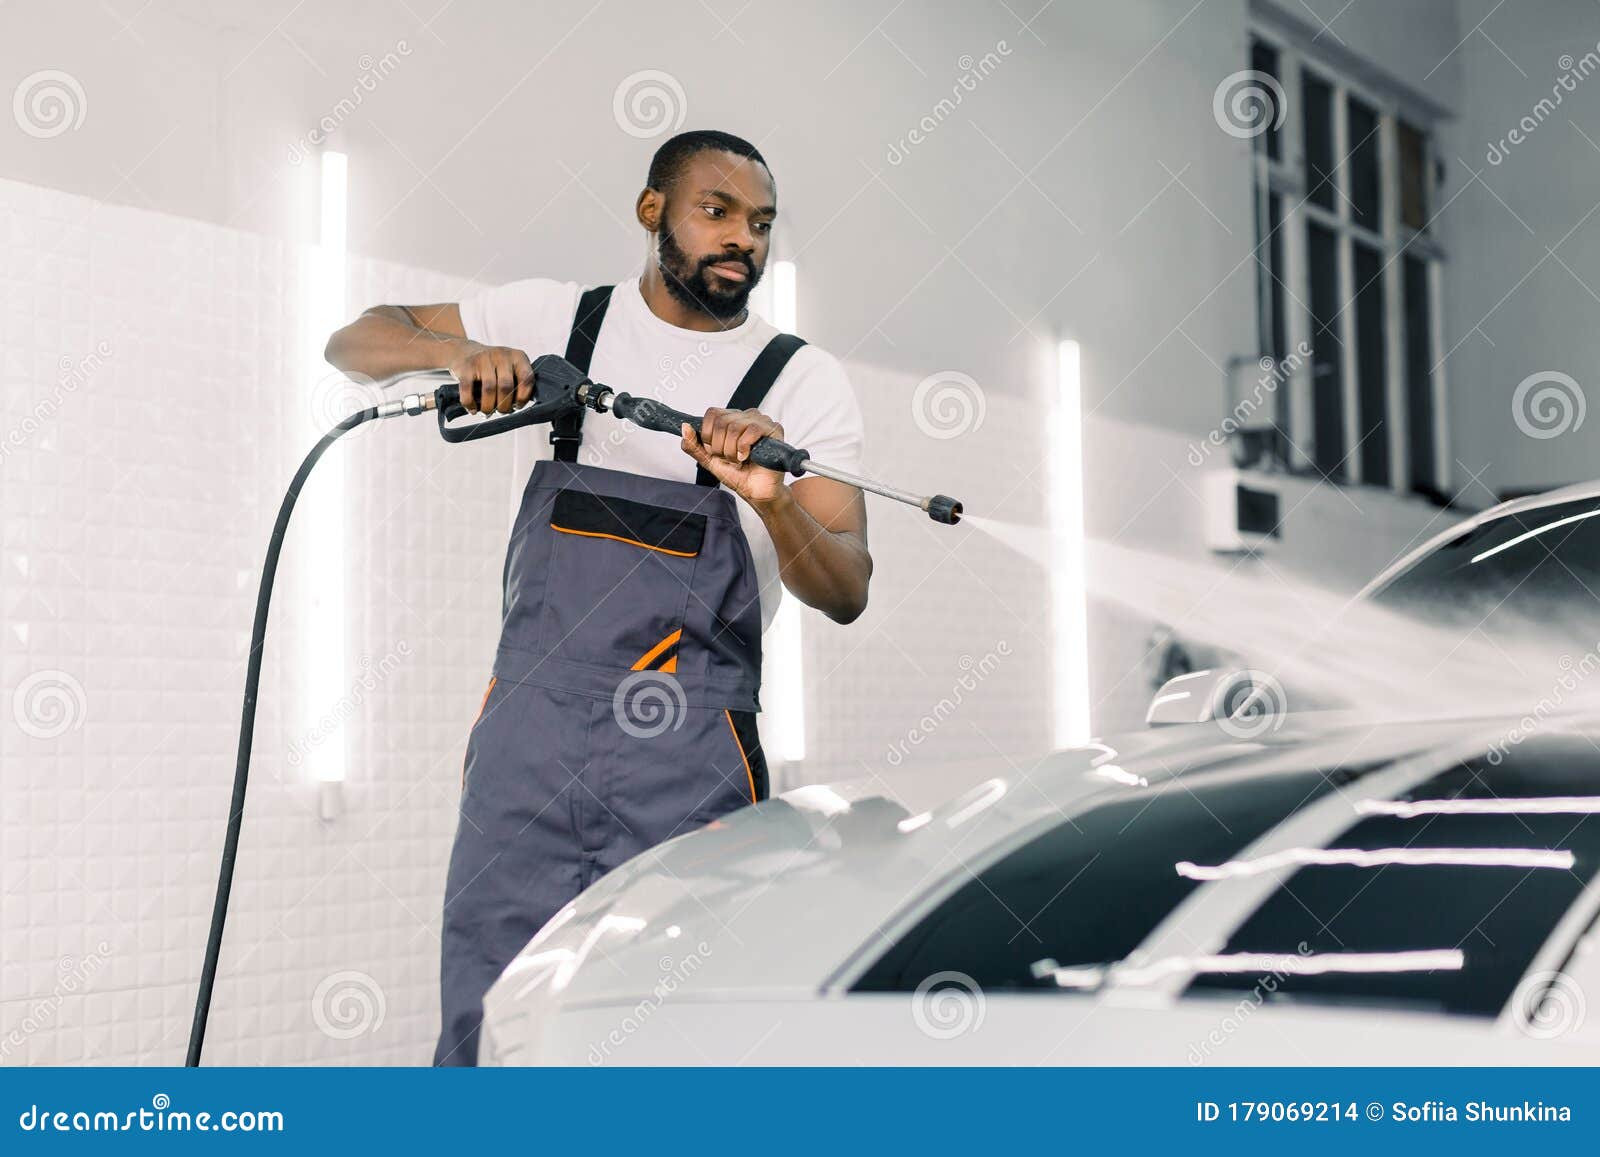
[1249,23,1450,497]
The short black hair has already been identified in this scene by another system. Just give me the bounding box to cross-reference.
[646,129,770,195]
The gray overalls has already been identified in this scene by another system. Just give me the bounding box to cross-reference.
[433,285,804,1066]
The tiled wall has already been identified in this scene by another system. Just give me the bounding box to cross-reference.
[0,175,507,1064]
[0,175,1057,1065]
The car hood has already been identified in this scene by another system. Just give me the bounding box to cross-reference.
[481,708,1546,1049]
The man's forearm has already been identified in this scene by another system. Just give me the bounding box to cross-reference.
[752,487,871,624]
[324,307,467,382]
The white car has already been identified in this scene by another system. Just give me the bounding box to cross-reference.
[479,483,1600,1065]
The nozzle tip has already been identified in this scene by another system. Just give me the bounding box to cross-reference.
[927,495,963,525]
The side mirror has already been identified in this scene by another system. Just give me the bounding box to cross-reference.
[1145,668,1286,736]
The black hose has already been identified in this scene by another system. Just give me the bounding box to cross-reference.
[186,405,380,1067]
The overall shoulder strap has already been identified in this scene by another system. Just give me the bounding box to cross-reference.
[696,333,809,487]
[552,284,614,462]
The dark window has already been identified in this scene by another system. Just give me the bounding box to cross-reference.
[1250,39,1284,162]
[1307,221,1345,478]
[1189,738,1600,1016]
[1398,120,1430,231]
[1303,72,1336,210]
[1347,96,1382,231]
[851,769,1361,994]
[1403,255,1436,494]
[1353,242,1388,486]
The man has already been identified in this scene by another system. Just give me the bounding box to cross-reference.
[325,129,871,1065]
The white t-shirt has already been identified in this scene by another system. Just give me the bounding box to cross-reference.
[459,274,865,633]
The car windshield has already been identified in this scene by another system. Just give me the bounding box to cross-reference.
[852,736,1600,1020]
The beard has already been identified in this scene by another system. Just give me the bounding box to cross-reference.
[656,225,763,321]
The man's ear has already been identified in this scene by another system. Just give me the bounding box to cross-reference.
[636,187,661,233]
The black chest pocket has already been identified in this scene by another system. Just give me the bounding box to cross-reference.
[537,489,707,671]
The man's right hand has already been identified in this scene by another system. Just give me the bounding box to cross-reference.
[447,342,536,415]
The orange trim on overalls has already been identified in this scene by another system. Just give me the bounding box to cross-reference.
[463,676,497,790]
[550,524,699,558]
[630,629,683,672]
[724,709,757,803]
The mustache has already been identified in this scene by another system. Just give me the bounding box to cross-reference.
[700,253,754,275]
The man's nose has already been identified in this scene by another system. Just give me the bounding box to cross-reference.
[721,221,756,251]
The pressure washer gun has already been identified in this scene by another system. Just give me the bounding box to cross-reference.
[387,353,963,524]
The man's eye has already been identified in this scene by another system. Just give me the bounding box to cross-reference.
[753,222,771,234]
[702,205,724,217]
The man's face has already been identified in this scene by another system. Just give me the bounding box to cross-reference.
[654,150,775,321]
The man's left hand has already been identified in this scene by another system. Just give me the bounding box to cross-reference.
[680,407,788,507]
